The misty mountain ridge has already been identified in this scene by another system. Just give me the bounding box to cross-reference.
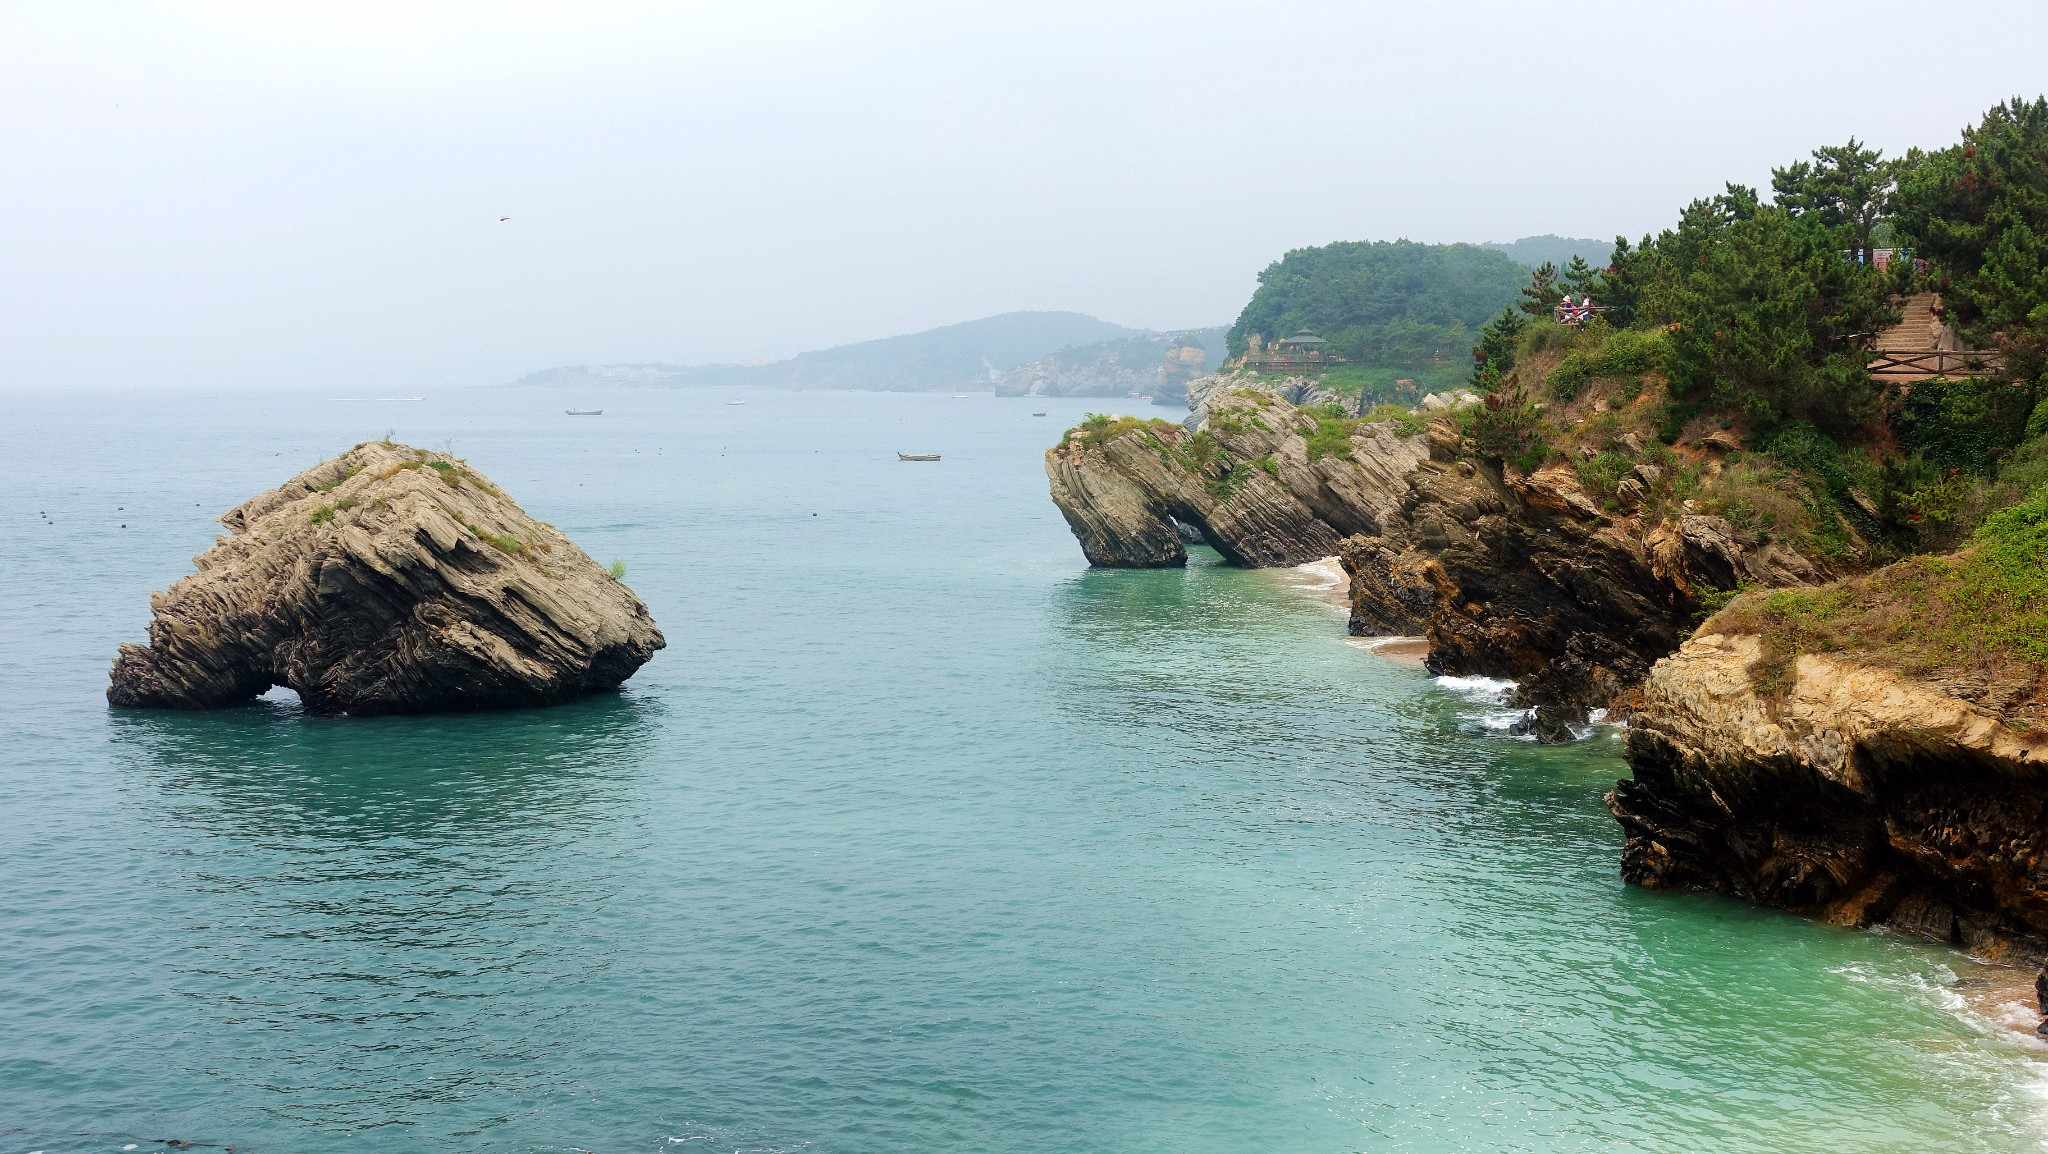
[1481,235,1612,271]
[516,311,1164,393]
[514,237,1603,394]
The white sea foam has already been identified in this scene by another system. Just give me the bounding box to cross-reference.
[1431,674,1517,704]
[1292,555,1346,591]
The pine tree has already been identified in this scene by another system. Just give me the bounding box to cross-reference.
[1560,254,1599,298]
[1518,262,1560,316]
[1892,97,2048,384]
[1469,306,1527,386]
[1772,138,1901,262]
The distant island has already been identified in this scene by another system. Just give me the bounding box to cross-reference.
[509,238,1602,399]
[512,311,1160,395]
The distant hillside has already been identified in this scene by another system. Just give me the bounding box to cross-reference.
[992,327,1228,398]
[514,311,1148,392]
[1482,234,1612,271]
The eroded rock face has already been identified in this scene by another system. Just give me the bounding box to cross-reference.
[1045,388,1826,740]
[1609,632,2048,975]
[1043,388,1429,568]
[109,442,664,715]
[1340,456,1824,738]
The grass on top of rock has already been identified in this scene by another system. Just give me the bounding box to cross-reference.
[1074,412,1177,450]
[466,522,526,556]
[1709,483,2048,699]
[1304,410,1359,462]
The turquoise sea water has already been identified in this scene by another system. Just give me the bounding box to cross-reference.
[3,386,2045,1153]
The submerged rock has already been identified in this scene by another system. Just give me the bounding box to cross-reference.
[109,442,664,715]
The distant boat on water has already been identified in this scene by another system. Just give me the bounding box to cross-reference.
[565,409,603,416]
[897,453,941,462]
[728,400,746,406]
[1032,412,1047,417]
[951,394,968,399]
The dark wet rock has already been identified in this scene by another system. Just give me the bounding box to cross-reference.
[1608,631,2048,1017]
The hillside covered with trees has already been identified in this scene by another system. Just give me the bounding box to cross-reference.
[1459,96,2048,574]
[1226,240,1530,402]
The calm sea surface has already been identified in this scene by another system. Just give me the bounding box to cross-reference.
[3,386,2045,1153]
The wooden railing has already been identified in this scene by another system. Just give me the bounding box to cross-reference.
[1868,348,2004,380]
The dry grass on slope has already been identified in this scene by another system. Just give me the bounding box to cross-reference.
[1707,485,2048,719]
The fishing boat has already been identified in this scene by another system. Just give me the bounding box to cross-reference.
[565,409,603,416]
[897,453,941,462]
[1031,412,1047,417]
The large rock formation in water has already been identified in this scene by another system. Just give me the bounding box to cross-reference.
[1610,629,2048,972]
[1044,387,1429,568]
[1044,385,1822,738]
[109,442,664,715]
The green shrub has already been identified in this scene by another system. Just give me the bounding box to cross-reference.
[1076,412,1170,450]
[1714,482,2048,691]
[608,559,628,580]
[1466,372,1548,469]
[1895,375,2034,478]
[1305,415,1358,462]
[1575,449,1635,498]
[1361,403,1429,437]
[1547,327,1668,401]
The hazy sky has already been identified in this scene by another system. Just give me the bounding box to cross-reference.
[5,1,2046,391]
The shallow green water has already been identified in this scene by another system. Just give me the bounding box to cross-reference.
[2,386,2044,1152]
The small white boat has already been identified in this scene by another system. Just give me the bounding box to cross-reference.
[897,452,941,462]
[951,394,968,399]
[565,409,603,416]
[1031,412,1047,417]
[728,400,746,405]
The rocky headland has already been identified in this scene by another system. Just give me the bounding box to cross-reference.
[1610,493,2048,979]
[109,442,664,715]
[993,330,1225,400]
[1046,382,1823,739]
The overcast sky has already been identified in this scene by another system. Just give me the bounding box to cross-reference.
[4,0,2045,391]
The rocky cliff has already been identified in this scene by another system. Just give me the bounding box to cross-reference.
[1610,498,2048,986]
[993,330,1224,399]
[1610,632,2048,969]
[1046,384,1824,739]
[1182,367,1351,414]
[109,442,664,715]
[1044,388,1429,569]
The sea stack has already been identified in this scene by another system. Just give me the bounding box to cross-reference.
[109,441,664,715]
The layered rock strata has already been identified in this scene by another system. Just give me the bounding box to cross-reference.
[109,442,664,715]
[1046,386,1821,738]
[1339,455,1821,737]
[1183,368,1353,414]
[1044,388,1429,569]
[1610,631,2048,979]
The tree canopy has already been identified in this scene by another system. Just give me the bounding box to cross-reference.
[1892,96,2048,383]
[1226,240,1529,370]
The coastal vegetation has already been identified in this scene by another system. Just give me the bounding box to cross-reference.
[1227,240,1530,403]
[1454,97,2048,573]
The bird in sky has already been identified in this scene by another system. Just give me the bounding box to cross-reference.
[499,216,511,221]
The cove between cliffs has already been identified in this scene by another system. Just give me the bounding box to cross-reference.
[1250,549,2048,1049]
[1052,384,2048,1047]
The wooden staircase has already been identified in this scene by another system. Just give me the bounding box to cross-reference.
[1868,293,2002,384]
